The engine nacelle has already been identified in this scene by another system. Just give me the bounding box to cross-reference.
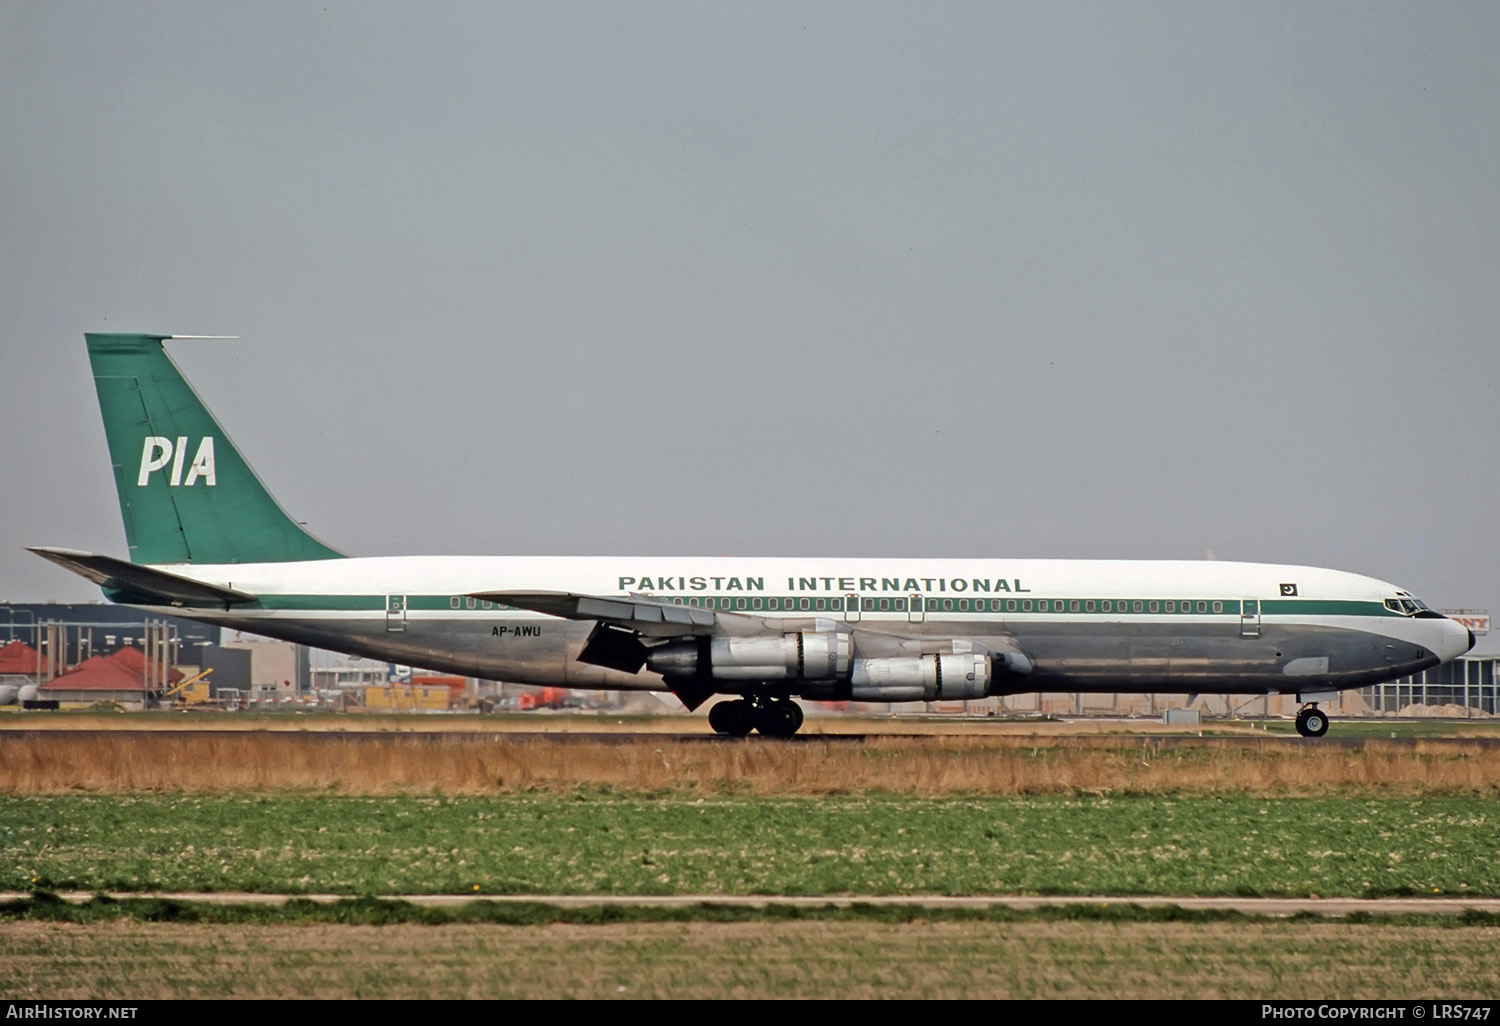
[849,653,990,701]
[646,631,852,682]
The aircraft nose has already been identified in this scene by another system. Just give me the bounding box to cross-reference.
[1441,620,1477,662]
[1431,618,1476,664]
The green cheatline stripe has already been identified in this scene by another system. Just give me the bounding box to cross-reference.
[245,594,533,612]
[243,594,1401,618]
[254,595,386,612]
[1261,599,1397,616]
[251,595,489,612]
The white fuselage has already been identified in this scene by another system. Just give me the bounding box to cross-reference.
[128,555,1472,698]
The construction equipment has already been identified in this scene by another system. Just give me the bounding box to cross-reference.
[164,668,213,705]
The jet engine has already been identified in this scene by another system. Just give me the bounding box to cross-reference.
[646,631,852,681]
[849,652,990,702]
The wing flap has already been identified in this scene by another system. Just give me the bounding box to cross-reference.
[470,590,770,637]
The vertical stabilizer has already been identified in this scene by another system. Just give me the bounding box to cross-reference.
[85,333,346,565]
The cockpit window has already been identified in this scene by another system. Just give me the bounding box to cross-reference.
[1385,597,1431,616]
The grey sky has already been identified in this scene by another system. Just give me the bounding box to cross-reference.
[2,1,1496,608]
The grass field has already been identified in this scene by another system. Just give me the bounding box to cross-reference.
[2,794,1496,898]
[5,916,1499,999]
[4,728,1500,795]
[5,716,1499,998]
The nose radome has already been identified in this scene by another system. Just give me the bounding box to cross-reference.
[1433,619,1476,663]
[1444,621,1477,661]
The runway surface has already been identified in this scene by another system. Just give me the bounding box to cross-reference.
[4,728,1500,749]
[5,891,1498,917]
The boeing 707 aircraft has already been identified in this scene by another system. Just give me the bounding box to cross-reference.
[30,334,1475,736]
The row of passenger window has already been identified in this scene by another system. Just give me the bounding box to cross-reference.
[628,596,1229,614]
[447,595,1233,614]
[916,597,1230,615]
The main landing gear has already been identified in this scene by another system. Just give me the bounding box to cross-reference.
[1295,704,1329,738]
[707,696,805,738]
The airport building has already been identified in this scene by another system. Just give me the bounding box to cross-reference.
[3,600,1492,719]
[0,602,306,707]
[1,602,218,665]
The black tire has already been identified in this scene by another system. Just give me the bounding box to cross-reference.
[708,700,752,736]
[1296,707,1329,738]
[755,700,802,738]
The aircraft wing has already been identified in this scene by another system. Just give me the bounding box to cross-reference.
[470,590,1032,708]
[470,589,794,694]
[468,590,771,637]
[27,547,258,607]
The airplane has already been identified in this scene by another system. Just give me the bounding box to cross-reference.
[30,333,1475,737]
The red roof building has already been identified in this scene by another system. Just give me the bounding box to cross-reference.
[39,646,182,706]
[0,640,40,675]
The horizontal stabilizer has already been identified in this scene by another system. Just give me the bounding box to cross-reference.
[27,547,257,608]
[471,590,767,638]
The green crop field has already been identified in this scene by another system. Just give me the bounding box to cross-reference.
[5,915,1499,1000]
[6,727,1499,999]
[3,794,1496,899]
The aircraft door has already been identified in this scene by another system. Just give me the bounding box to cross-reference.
[909,594,925,624]
[386,595,408,633]
[844,593,861,623]
[1240,599,1260,638]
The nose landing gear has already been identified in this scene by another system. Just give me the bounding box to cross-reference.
[1295,704,1329,738]
[707,696,805,737]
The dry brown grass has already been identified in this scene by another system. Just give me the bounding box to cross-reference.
[2,730,1499,795]
[5,919,1500,999]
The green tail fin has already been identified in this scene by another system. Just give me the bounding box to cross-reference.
[86,333,346,565]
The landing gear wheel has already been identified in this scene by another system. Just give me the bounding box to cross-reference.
[708,699,753,736]
[1296,705,1329,738]
[754,698,804,738]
